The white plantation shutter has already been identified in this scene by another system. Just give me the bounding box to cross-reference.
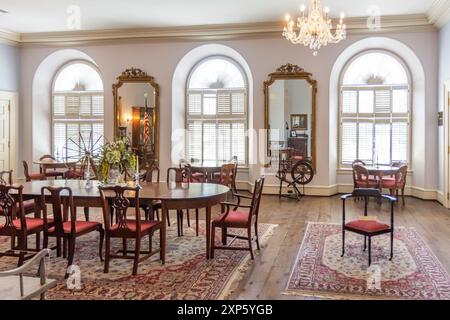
[340,85,410,166]
[186,89,247,164]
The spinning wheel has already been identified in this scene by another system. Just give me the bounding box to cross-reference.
[276,149,314,201]
[60,130,103,179]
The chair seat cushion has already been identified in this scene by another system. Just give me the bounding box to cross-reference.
[48,221,100,234]
[345,220,390,233]
[28,173,45,180]
[382,179,405,189]
[355,180,379,188]
[44,171,64,177]
[110,219,161,234]
[213,210,249,228]
[10,218,51,233]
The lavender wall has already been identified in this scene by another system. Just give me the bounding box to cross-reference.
[0,43,20,92]
[18,30,439,193]
[438,22,450,193]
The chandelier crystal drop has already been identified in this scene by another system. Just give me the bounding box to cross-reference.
[283,0,346,56]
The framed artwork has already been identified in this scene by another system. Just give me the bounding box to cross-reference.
[291,114,308,130]
[290,130,297,137]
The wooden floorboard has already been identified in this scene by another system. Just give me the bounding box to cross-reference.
[229,195,450,300]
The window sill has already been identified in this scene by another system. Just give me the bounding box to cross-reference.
[337,168,413,175]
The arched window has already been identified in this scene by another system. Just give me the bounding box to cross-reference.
[52,62,104,159]
[339,51,410,166]
[186,57,247,164]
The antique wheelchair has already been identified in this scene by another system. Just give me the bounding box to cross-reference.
[275,148,314,200]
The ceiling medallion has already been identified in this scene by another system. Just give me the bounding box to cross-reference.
[283,0,346,56]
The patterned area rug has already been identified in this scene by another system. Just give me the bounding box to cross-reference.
[285,222,450,300]
[0,217,276,300]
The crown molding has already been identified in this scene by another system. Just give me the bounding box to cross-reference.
[0,14,435,47]
[0,29,20,46]
[427,0,450,29]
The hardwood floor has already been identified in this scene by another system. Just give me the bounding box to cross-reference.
[229,195,450,299]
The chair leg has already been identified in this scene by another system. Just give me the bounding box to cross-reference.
[35,233,41,250]
[84,207,89,221]
[368,236,372,266]
[186,209,191,227]
[149,233,152,252]
[195,209,199,237]
[122,238,127,256]
[166,210,170,226]
[17,236,26,267]
[65,237,76,278]
[10,236,15,250]
[211,225,216,259]
[390,231,394,260]
[221,227,227,245]
[104,236,110,273]
[401,188,405,206]
[364,236,367,251]
[43,233,48,249]
[176,210,181,237]
[179,210,184,236]
[247,228,254,260]
[341,230,345,257]
[132,237,141,276]
[156,210,160,221]
[254,222,260,250]
[98,228,104,262]
[56,237,61,257]
[159,228,164,264]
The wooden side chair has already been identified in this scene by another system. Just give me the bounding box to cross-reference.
[0,184,49,266]
[39,155,64,179]
[41,186,104,278]
[341,188,396,266]
[0,170,13,185]
[211,177,265,260]
[141,165,164,221]
[167,167,194,236]
[99,185,163,275]
[381,164,408,206]
[22,161,45,182]
[352,164,379,189]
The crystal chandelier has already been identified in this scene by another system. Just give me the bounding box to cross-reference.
[283,0,346,56]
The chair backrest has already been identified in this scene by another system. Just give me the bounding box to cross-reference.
[144,165,160,183]
[41,186,74,234]
[167,167,191,183]
[395,164,408,185]
[218,163,235,187]
[22,161,31,181]
[39,154,55,161]
[352,164,370,183]
[0,184,26,234]
[352,159,366,167]
[0,170,13,185]
[99,185,140,232]
[249,177,265,222]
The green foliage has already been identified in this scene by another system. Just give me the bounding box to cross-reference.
[98,138,136,182]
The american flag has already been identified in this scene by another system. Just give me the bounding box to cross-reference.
[144,111,151,144]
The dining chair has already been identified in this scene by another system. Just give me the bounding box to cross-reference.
[0,170,13,185]
[22,161,45,182]
[381,164,408,206]
[99,185,163,275]
[341,188,396,266]
[41,186,104,278]
[141,165,165,222]
[0,184,49,266]
[167,167,195,236]
[352,164,379,189]
[211,177,265,260]
[39,154,64,179]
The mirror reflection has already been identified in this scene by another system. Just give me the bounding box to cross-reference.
[268,79,313,164]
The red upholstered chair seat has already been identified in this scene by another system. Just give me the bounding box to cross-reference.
[191,172,206,182]
[7,218,52,233]
[110,220,161,233]
[48,220,101,235]
[382,179,405,189]
[28,173,45,180]
[345,220,390,233]
[355,180,379,188]
[44,170,64,177]
[213,210,250,228]
[291,156,304,161]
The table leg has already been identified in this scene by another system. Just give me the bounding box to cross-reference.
[206,205,211,259]
[161,207,166,264]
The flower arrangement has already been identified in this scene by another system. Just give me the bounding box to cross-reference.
[98,139,136,183]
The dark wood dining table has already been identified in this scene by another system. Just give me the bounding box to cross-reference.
[16,180,229,260]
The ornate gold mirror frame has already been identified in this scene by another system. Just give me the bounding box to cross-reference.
[112,67,160,166]
[264,63,317,171]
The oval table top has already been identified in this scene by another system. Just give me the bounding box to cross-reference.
[33,159,78,166]
[364,165,400,176]
[17,180,230,201]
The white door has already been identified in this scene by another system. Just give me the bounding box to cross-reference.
[0,97,10,171]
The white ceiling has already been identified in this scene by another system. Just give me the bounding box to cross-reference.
[0,0,436,33]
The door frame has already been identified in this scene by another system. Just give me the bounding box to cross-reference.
[443,81,450,208]
[0,91,18,181]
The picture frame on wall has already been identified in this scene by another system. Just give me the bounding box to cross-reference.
[291,130,297,137]
[291,114,308,130]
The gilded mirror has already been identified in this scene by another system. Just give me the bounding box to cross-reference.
[264,64,317,171]
[113,68,160,168]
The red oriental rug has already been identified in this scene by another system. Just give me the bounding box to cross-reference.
[0,218,276,300]
[284,222,450,300]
